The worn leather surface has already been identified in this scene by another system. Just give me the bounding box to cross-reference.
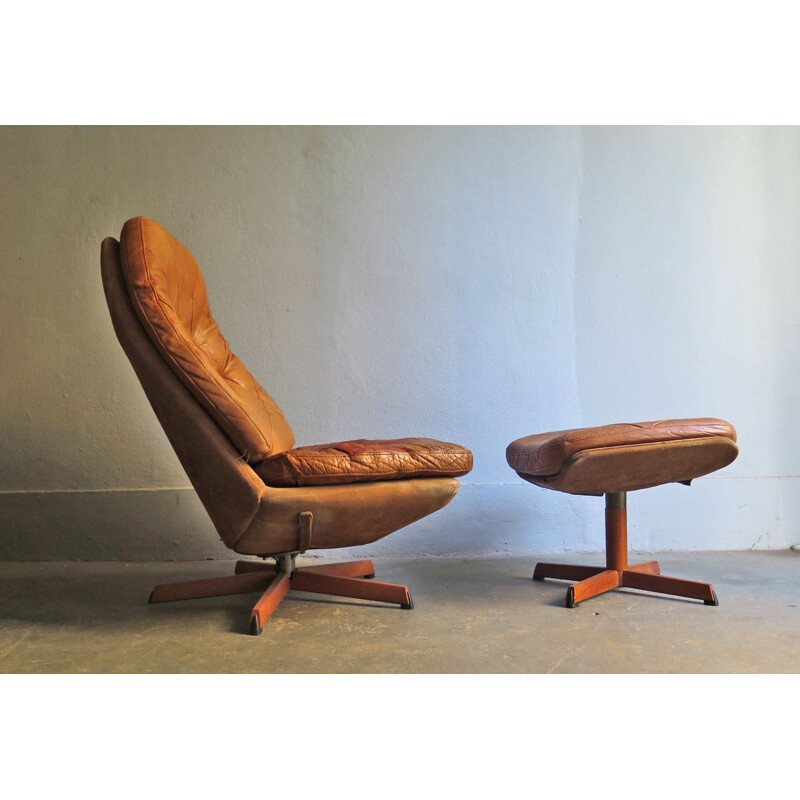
[103,233,465,555]
[507,418,737,477]
[236,477,461,554]
[255,438,473,487]
[119,217,295,463]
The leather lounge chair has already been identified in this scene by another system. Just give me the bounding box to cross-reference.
[101,217,472,634]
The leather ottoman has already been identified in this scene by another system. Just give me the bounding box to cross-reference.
[507,419,738,608]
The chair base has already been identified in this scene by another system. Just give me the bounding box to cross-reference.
[148,559,413,635]
[533,492,719,608]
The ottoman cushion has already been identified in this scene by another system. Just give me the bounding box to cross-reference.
[507,418,738,495]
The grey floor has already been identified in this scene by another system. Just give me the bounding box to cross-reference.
[0,550,798,673]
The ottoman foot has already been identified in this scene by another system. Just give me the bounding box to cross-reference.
[566,569,620,607]
[621,569,718,605]
[626,560,661,575]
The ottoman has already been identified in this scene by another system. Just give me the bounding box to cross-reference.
[506,418,738,607]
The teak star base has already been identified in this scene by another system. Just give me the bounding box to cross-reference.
[149,557,413,635]
[533,492,719,608]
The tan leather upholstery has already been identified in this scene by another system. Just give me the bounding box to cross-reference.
[102,220,470,557]
[507,419,738,495]
[120,217,295,462]
[255,437,473,487]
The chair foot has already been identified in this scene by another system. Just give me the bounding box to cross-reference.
[291,569,412,608]
[249,573,291,635]
[149,571,279,603]
[298,559,376,579]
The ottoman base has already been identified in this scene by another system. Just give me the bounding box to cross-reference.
[533,492,719,608]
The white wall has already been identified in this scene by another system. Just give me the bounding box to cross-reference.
[1,126,798,560]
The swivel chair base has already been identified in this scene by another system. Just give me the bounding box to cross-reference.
[533,492,719,608]
[149,557,413,635]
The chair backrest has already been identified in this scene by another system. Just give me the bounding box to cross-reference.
[102,233,268,548]
[118,217,295,463]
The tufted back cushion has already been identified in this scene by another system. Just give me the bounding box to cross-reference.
[119,217,295,463]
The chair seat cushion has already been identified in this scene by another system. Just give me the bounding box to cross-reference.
[506,418,738,495]
[254,438,473,488]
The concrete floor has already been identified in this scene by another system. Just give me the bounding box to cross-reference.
[0,550,798,673]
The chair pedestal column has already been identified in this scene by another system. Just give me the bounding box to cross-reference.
[533,492,719,608]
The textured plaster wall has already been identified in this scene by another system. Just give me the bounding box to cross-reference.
[1,126,798,560]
